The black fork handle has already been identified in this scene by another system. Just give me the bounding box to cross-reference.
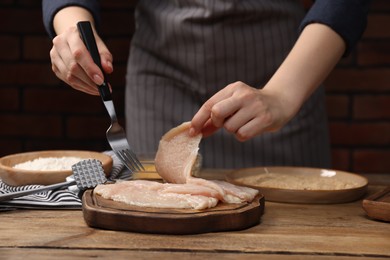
[77,21,112,101]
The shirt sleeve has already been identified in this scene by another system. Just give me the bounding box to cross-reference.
[299,0,371,56]
[42,0,100,39]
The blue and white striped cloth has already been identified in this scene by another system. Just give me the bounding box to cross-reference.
[0,151,130,210]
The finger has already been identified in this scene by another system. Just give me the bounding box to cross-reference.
[51,46,99,95]
[67,74,100,95]
[235,112,274,142]
[97,40,114,74]
[67,31,104,85]
[223,105,255,134]
[190,88,235,135]
[53,34,98,88]
[200,119,220,138]
[210,96,241,128]
[235,118,263,142]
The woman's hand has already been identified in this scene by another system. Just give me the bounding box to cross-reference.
[190,81,294,142]
[50,25,113,95]
[190,23,346,142]
[49,6,113,95]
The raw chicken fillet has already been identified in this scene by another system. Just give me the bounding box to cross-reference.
[94,122,258,209]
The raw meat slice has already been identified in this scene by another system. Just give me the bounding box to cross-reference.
[94,180,218,210]
[95,122,259,210]
[210,180,259,203]
[155,122,201,184]
[154,121,259,204]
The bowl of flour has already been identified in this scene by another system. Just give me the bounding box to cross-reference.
[0,150,112,186]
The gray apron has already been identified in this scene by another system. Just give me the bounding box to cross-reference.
[125,0,331,169]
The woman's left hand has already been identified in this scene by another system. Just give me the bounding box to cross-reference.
[189,81,294,141]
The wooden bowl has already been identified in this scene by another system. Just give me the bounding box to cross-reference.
[226,166,368,204]
[0,150,113,186]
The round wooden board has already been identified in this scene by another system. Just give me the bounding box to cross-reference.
[82,190,264,235]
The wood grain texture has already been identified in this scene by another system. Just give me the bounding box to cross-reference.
[82,190,265,234]
[362,186,390,221]
[1,248,390,260]
[226,167,368,204]
[1,176,390,259]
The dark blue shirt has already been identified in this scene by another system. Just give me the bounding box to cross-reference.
[42,0,371,55]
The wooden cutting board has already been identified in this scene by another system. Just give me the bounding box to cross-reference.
[82,190,264,235]
[362,186,390,222]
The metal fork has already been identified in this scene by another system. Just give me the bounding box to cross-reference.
[77,21,144,173]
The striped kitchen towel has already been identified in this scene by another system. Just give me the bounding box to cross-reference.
[0,150,130,210]
[0,180,82,210]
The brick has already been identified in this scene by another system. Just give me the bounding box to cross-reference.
[24,88,104,114]
[354,95,390,119]
[101,0,137,9]
[105,64,127,88]
[111,91,125,117]
[101,11,135,36]
[0,88,19,111]
[353,149,390,173]
[369,0,390,11]
[329,122,390,146]
[0,2,388,175]
[15,0,41,7]
[0,36,20,61]
[106,38,131,63]
[331,149,351,172]
[357,41,390,66]
[0,115,62,137]
[23,36,52,61]
[325,68,390,93]
[337,52,356,67]
[24,86,125,116]
[24,140,109,153]
[0,9,45,34]
[325,95,350,119]
[363,14,390,38]
[0,1,14,6]
[66,116,109,139]
[300,0,313,10]
[0,63,59,85]
[0,139,22,157]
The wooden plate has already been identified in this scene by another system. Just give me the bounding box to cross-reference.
[0,150,113,186]
[226,167,368,204]
[82,190,264,235]
[362,186,390,222]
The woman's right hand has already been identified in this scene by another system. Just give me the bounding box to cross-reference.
[50,24,113,95]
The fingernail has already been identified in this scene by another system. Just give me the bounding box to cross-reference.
[107,61,113,72]
[93,74,104,85]
[189,127,196,136]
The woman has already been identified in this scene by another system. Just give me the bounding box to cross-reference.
[42,0,370,168]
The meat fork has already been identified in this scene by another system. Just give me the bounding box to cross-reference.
[77,21,144,173]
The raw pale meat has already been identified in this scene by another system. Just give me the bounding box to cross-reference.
[95,121,259,210]
[210,180,259,203]
[155,122,201,184]
[154,121,259,204]
[94,180,218,210]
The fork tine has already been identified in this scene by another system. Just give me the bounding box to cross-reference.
[121,150,139,172]
[122,149,144,172]
[127,149,145,171]
[115,151,136,173]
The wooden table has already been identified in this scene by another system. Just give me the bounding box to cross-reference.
[1,173,389,259]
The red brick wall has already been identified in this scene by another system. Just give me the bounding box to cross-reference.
[0,1,388,174]
[325,0,390,173]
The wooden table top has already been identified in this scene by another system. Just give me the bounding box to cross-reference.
[1,173,389,259]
